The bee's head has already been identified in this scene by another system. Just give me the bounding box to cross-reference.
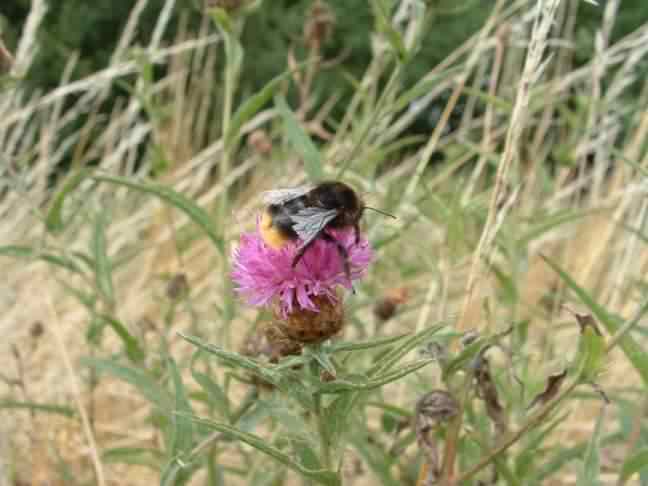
[315,181,361,219]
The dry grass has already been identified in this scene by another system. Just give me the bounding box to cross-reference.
[2,0,648,484]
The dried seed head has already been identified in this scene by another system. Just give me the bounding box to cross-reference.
[277,296,345,344]
[30,321,44,339]
[416,390,460,429]
[166,273,189,300]
[415,390,460,483]
[373,287,409,322]
[526,369,568,411]
[0,40,13,74]
[248,129,272,156]
[242,325,302,365]
[320,369,336,382]
[304,0,335,50]
[474,354,507,434]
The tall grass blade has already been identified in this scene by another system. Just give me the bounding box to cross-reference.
[92,175,224,254]
[177,414,341,486]
[275,94,323,181]
[542,255,648,386]
[81,357,172,410]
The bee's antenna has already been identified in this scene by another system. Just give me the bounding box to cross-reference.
[363,206,397,219]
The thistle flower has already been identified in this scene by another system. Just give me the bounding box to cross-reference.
[231,224,372,321]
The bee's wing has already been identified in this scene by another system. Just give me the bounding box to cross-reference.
[292,207,339,247]
[261,185,313,205]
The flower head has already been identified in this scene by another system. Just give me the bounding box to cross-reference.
[231,223,372,318]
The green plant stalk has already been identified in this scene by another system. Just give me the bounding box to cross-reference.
[309,351,334,472]
[218,17,244,347]
[457,377,581,483]
[437,372,472,485]
[314,393,333,471]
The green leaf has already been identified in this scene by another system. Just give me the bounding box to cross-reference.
[92,175,223,254]
[323,392,359,449]
[370,0,407,61]
[0,245,35,258]
[533,431,624,482]
[208,7,235,35]
[225,70,289,148]
[317,359,433,394]
[442,332,506,379]
[542,255,648,386]
[308,346,337,377]
[348,429,401,486]
[160,460,186,486]
[190,355,230,420]
[619,447,648,485]
[92,211,114,305]
[389,66,463,114]
[178,415,341,486]
[81,357,172,410]
[179,333,277,385]
[2,246,85,274]
[0,400,75,417]
[518,208,602,247]
[612,147,648,178]
[275,94,323,181]
[515,411,570,478]
[576,406,606,486]
[460,86,514,113]
[326,333,409,353]
[168,357,194,457]
[40,253,85,274]
[96,314,145,363]
[102,447,163,469]
[45,169,91,233]
[368,324,444,377]
[577,322,606,382]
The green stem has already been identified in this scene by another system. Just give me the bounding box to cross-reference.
[457,378,580,483]
[314,393,332,470]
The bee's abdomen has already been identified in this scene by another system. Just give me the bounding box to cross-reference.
[260,204,299,249]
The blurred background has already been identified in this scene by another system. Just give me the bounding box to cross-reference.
[2,1,648,485]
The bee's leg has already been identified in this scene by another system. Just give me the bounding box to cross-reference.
[292,234,320,268]
[320,232,353,291]
[354,222,360,244]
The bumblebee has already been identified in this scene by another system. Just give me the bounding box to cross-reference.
[260,180,394,279]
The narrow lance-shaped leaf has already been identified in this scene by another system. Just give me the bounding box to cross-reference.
[179,333,278,385]
[619,448,648,485]
[81,357,172,410]
[225,69,292,148]
[576,405,606,486]
[542,255,648,386]
[275,94,323,181]
[368,324,445,377]
[168,357,194,457]
[92,210,114,306]
[190,352,231,420]
[0,400,75,417]
[317,359,434,394]
[92,175,224,254]
[96,314,145,363]
[179,415,341,486]
[45,169,91,233]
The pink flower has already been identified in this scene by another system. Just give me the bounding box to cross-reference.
[231,223,373,318]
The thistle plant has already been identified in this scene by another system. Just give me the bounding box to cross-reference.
[3,0,648,485]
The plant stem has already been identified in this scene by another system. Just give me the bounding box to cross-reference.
[456,378,579,483]
[314,393,333,470]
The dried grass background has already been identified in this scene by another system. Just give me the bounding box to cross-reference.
[2,0,648,484]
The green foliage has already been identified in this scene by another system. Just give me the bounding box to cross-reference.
[4,1,648,485]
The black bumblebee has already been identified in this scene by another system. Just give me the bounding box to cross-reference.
[260,180,394,279]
